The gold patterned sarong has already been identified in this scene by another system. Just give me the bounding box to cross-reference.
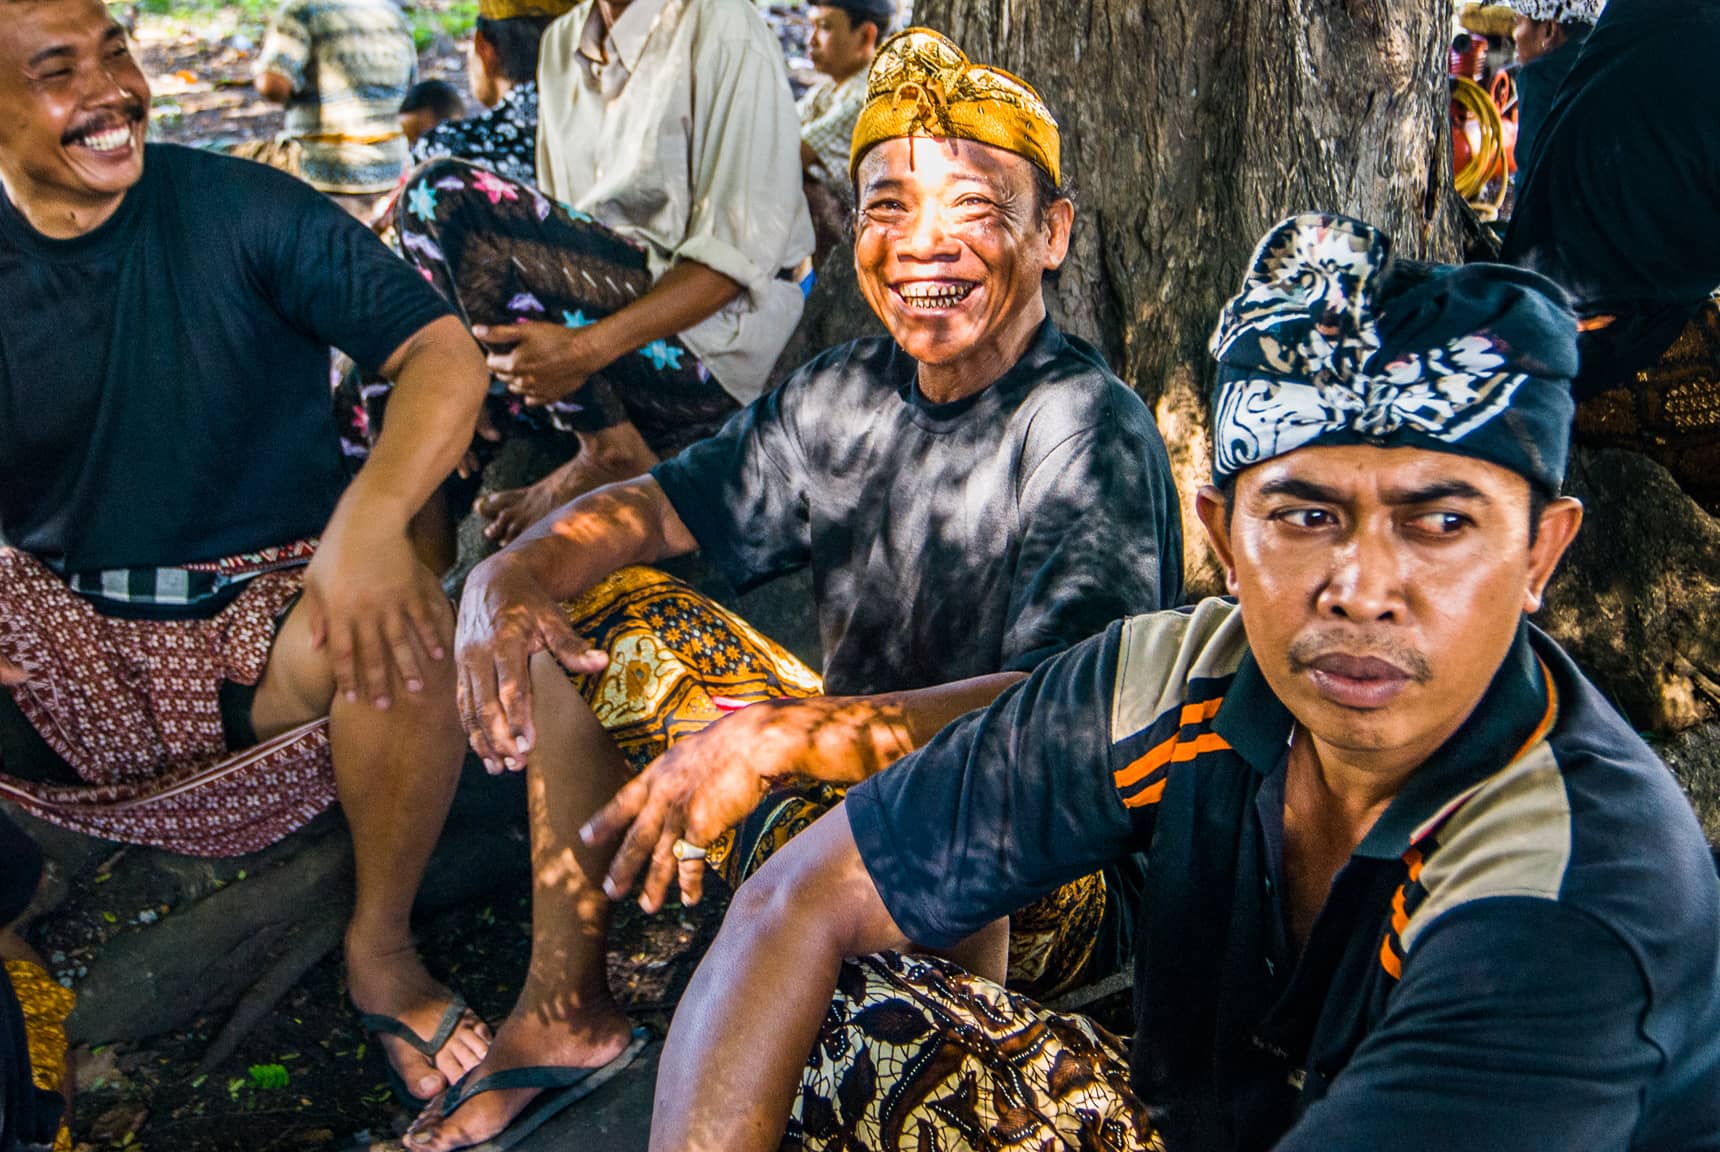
[560,567,1109,996]
[6,960,74,1152]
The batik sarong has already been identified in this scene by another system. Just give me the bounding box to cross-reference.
[335,158,739,472]
[1575,299,1720,514]
[1,960,72,1152]
[0,549,335,858]
[559,567,1111,996]
[786,952,1162,1152]
[3,961,72,1152]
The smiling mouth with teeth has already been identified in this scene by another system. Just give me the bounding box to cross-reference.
[896,281,977,310]
[69,123,137,155]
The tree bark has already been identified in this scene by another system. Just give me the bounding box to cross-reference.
[912,0,1460,591]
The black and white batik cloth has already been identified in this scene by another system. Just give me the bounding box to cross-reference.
[1206,213,1579,492]
[410,82,541,186]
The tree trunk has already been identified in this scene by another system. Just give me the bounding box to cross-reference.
[913,0,1460,591]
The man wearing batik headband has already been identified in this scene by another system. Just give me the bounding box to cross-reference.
[411,26,1182,1152]
[648,212,1720,1152]
[1507,0,1603,186]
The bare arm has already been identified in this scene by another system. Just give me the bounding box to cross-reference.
[454,475,698,769]
[585,671,1027,911]
[652,805,909,1152]
[254,69,293,104]
[472,261,743,407]
[301,315,488,706]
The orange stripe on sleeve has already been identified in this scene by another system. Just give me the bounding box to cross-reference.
[1379,933,1403,980]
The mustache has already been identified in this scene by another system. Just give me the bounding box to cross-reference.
[1286,632,1434,683]
[62,100,147,144]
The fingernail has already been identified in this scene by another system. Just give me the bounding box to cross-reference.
[484,759,500,774]
[503,756,517,770]
[432,647,446,660]
[516,735,532,753]
[407,679,424,693]
[603,878,620,899]
[345,690,358,702]
[374,696,392,710]
[578,824,594,844]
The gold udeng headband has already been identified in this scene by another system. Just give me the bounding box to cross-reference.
[477,0,577,20]
[849,27,1061,187]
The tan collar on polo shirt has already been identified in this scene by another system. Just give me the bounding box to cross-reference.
[576,0,670,79]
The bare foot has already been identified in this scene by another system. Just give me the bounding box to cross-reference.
[403,1000,634,1150]
[478,423,660,547]
[346,940,492,1103]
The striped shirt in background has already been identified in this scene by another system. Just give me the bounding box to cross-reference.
[255,0,417,193]
[797,68,867,195]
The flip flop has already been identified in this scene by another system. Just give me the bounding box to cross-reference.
[358,991,479,1106]
[405,1025,653,1151]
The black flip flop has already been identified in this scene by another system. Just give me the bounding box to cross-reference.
[407,1025,652,1150]
[358,992,477,1105]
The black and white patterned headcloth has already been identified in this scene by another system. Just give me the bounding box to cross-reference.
[1208,213,1578,491]
[1509,0,1606,23]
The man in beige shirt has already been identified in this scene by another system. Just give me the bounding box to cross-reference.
[388,0,814,554]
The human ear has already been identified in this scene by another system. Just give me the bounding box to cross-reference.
[1042,196,1074,269]
[1522,495,1583,612]
[1195,485,1242,596]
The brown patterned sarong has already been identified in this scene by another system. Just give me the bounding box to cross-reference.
[0,549,335,858]
[1575,300,1720,514]
[787,952,1162,1152]
[560,567,1110,996]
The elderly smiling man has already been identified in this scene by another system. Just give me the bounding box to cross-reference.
[404,28,1184,1151]
[0,0,493,1111]
[648,214,1720,1152]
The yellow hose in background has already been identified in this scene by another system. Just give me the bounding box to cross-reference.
[1452,76,1508,218]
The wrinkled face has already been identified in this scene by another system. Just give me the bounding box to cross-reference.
[0,0,150,217]
[1204,445,1579,764]
[854,137,1071,372]
[807,6,873,78]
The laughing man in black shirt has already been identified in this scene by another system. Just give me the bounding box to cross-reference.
[417,29,1182,1151]
[0,0,496,1107]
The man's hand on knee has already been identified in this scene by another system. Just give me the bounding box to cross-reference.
[455,555,607,772]
[302,527,453,711]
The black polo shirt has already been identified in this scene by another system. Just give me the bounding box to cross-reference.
[848,599,1720,1151]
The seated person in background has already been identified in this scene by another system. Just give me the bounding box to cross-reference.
[410,0,571,185]
[0,0,493,1109]
[0,812,73,1152]
[360,0,814,555]
[1507,0,1601,188]
[1502,0,1720,511]
[247,0,418,210]
[404,28,1183,1151]
[399,79,466,147]
[797,0,892,258]
[647,212,1720,1152]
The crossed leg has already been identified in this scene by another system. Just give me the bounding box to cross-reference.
[251,597,490,1101]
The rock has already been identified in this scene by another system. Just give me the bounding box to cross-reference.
[1537,445,1720,733]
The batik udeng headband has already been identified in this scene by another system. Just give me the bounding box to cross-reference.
[1208,213,1578,491]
